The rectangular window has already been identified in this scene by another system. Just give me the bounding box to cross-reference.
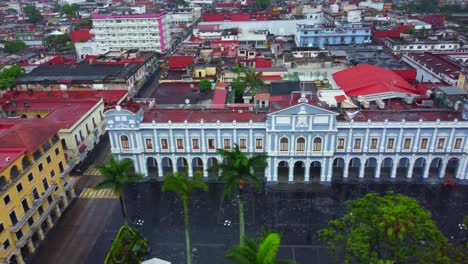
[0,223,4,234]
[354,138,361,150]
[337,138,345,149]
[47,196,53,204]
[420,138,428,149]
[387,138,395,149]
[55,148,59,155]
[4,195,10,205]
[27,218,34,227]
[59,162,64,173]
[38,206,43,215]
[239,138,247,149]
[42,178,49,191]
[16,230,22,240]
[21,199,29,212]
[39,163,43,171]
[208,138,216,150]
[86,124,90,135]
[256,138,263,149]
[370,138,378,149]
[224,139,231,149]
[437,138,445,149]
[121,136,130,149]
[454,138,462,149]
[75,135,80,145]
[50,170,55,177]
[92,117,96,129]
[145,139,153,150]
[3,239,10,250]
[403,138,411,149]
[9,211,17,226]
[46,156,51,164]
[32,188,39,200]
[28,173,34,182]
[192,138,199,149]
[16,183,23,193]
[161,138,168,150]
[313,140,321,151]
[176,138,184,149]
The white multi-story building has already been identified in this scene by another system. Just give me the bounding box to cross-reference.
[77,12,171,56]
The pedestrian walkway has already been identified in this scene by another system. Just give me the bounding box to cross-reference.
[84,167,101,176]
[79,188,118,199]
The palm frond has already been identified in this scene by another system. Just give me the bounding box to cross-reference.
[256,232,281,263]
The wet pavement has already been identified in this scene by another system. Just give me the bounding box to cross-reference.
[84,181,468,264]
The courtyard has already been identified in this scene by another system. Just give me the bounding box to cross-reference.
[84,181,468,264]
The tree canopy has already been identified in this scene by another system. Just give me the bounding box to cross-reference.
[74,18,92,29]
[0,66,26,90]
[198,79,212,92]
[104,225,148,264]
[252,0,271,10]
[23,4,43,24]
[59,3,79,19]
[318,192,465,264]
[43,34,73,52]
[3,41,27,54]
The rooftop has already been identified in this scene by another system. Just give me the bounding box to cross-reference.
[92,12,167,19]
[153,82,213,106]
[405,52,460,80]
[142,108,266,123]
[0,148,26,174]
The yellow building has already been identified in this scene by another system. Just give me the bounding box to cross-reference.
[0,124,76,264]
[190,64,217,78]
[458,71,468,92]
[0,90,127,167]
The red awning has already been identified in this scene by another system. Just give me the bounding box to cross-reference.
[79,144,88,153]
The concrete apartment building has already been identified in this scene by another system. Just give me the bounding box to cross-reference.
[75,12,171,56]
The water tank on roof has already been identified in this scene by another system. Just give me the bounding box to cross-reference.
[376,99,385,109]
[330,4,339,13]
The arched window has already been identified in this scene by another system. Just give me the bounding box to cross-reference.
[22,157,31,171]
[0,176,7,189]
[296,138,305,152]
[121,135,130,149]
[10,166,19,181]
[313,137,322,151]
[280,137,289,152]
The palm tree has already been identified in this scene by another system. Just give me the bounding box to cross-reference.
[209,144,268,244]
[162,171,208,264]
[226,231,296,264]
[242,69,265,97]
[95,155,144,224]
[232,63,246,78]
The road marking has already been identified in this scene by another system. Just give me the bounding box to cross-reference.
[79,188,117,199]
[83,167,101,176]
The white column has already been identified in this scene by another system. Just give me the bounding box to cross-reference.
[273,157,278,181]
[423,157,431,178]
[288,159,294,182]
[188,159,193,177]
[359,155,366,179]
[320,158,326,182]
[375,159,382,179]
[456,155,467,179]
[391,159,398,179]
[407,157,415,179]
[438,157,447,179]
[157,158,164,177]
[27,240,36,254]
[305,159,310,182]
[46,216,53,229]
[446,127,456,152]
[343,158,349,179]
[37,228,45,240]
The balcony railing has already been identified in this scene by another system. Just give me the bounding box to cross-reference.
[16,195,63,248]
[11,184,57,232]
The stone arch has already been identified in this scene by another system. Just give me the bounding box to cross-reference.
[444,158,459,180]
[192,157,203,175]
[161,157,173,176]
[380,157,394,182]
[279,137,289,152]
[207,157,219,179]
[348,157,361,182]
[176,157,188,172]
[429,157,443,181]
[293,161,305,182]
[331,158,345,182]
[277,161,289,182]
[309,161,321,183]
[396,158,410,181]
[146,157,158,177]
[364,157,377,182]
[412,158,426,182]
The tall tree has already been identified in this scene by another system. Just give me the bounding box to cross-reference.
[231,64,245,78]
[3,41,27,54]
[318,192,464,264]
[242,69,265,96]
[59,3,79,19]
[95,156,144,224]
[43,34,73,52]
[162,171,208,264]
[0,66,26,90]
[231,77,245,103]
[198,79,212,93]
[226,231,295,264]
[209,144,268,245]
[23,4,43,24]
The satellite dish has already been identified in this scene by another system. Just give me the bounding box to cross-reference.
[185,99,190,105]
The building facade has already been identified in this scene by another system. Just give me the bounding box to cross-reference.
[87,12,171,55]
[295,23,371,48]
[0,131,76,264]
[105,102,468,184]
[383,38,460,53]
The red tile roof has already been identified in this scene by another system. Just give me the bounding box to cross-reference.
[0,148,26,174]
[143,108,266,123]
[0,123,61,153]
[211,89,227,109]
[70,29,94,43]
[332,64,420,96]
[405,52,460,81]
